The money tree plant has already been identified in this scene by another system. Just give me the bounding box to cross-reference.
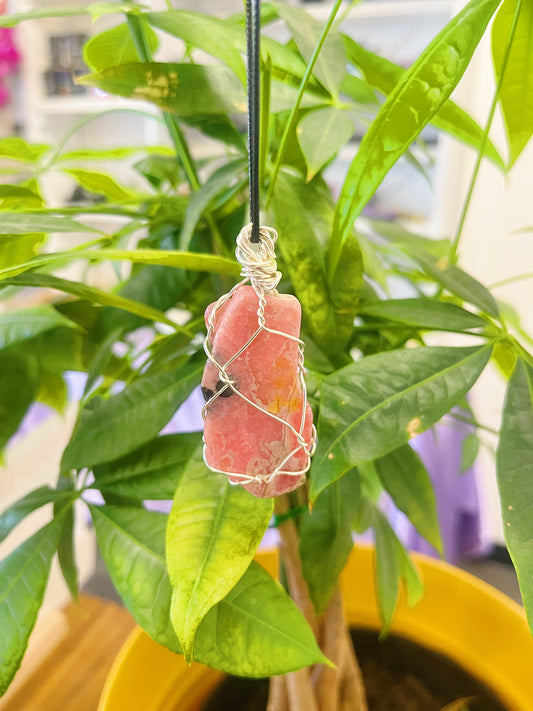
[0,0,532,709]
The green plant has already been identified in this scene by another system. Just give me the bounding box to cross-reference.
[0,0,532,709]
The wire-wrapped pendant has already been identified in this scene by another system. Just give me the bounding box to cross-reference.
[202,225,316,497]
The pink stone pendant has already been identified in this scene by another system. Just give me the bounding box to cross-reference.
[201,226,315,498]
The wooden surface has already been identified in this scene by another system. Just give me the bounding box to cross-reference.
[0,595,136,711]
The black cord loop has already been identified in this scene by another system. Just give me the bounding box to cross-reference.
[246,0,261,244]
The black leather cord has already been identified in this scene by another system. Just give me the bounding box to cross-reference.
[246,0,261,244]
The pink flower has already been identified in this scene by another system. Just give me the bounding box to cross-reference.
[0,29,20,74]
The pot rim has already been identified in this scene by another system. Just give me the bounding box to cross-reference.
[99,545,533,711]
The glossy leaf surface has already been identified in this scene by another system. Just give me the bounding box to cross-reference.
[359,299,487,333]
[374,509,424,631]
[93,432,202,499]
[84,22,159,73]
[0,305,76,349]
[330,0,501,277]
[0,138,49,162]
[414,252,500,319]
[344,36,505,170]
[167,452,273,660]
[62,360,203,470]
[492,0,533,166]
[63,169,137,203]
[0,214,99,235]
[0,486,74,544]
[0,352,39,451]
[297,108,354,181]
[4,273,177,328]
[91,504,326,675]
[146,11,246,83]
[374,444,442,553]
[496,359,533,631]
[79,63,247,115]
[272,171,361,355]
[300,467,360,614]
[0,520,62,695]
[272,2,345,96]
[311,345,492,499]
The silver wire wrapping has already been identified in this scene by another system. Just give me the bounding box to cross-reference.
[202,223,316,487]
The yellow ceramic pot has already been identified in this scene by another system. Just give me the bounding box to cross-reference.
[98,546,533,711]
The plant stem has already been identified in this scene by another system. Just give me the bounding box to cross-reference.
[276,496,319,638]
[338,629,368,711]
[489,271,533,290]
[286,670,319,711]
[265,0,344,206]
[313,588,344,711]
[448,0,523,264]
[267,675,289,711]
[126,11,228,255]
[447,411,499,436]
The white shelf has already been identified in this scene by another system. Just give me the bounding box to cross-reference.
[36,95,159,116]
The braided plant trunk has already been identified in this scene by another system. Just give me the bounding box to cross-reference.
[267,496,368,711]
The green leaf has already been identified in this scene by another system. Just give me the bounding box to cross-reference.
[0,248,240,282]
[0,186,43,211]
[343,37,505,170]
[297,108,354,181]
[0,137,49,162]
[37,372,68,413]
[59,146,174,162]
[310,345,492,500]
[496,359,533,632]
[79,62,247,115]
[146,11,246,84]
[373,509,424,631]
[78,248,240,276]
[180,114,246,152]
[56,499,79,602]
[0,2,138,27]
[135,155,181,189]
[0,486,74,544]
[365,218,451,259]
[300,467,360,614]
[330,0,502,278]
[0,234,45,271]
[270,171,340,355]
[179,158,248,250]
[0,352,39,451]
[196,560,329,676]
[0,519,62,695]
[414,252,500,319]
[93,432,202,499]
[492,0,533,167]
[359,299,488,333]
[3,273,178,328]
[84,22,159,73]
[91,504,326,676]
[61,359,203,470]
[63,169,138,203]
[0,214,99,235]
[374,444,442,553]
[167,452,273,661]
[460,432,480,473]
[0,305,77,349]
[373,511,400,631]
[272,2,346,97]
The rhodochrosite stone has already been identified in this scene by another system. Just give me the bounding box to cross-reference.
[202,284,313,498]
